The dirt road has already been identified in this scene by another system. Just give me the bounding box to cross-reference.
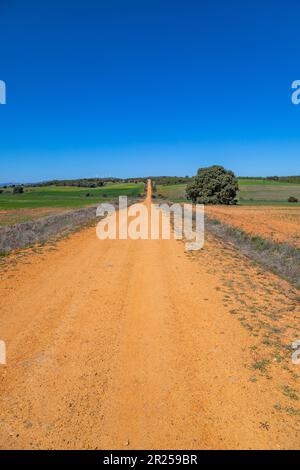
[0,181,299,449]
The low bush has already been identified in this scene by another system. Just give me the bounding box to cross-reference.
[13,186,24,194]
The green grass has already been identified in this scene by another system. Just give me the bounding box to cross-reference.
[252,358,271,373]
[157,183,187,202]
[157,179,300,206]
[0,183,144,210]
[3,178,300,211]
[281,385,299,401]
[238,178,298,186]
[238,182,300,205]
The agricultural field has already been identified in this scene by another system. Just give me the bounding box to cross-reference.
[0,208,67,227]
[157,178,300,247]
[0,182,144,226]
[157,178,300,205]
[205,205,300,247]
[157,183,187,202]
[238,179,300,206]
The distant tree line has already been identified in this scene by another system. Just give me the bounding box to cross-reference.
[267,176,300,184]
[4,176,192,188]
[240,176,300,184]
[3,174,299,190]
[28,178,117,188]
[151,176,192,185]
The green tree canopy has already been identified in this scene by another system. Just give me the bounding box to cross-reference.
[186,165,238,204]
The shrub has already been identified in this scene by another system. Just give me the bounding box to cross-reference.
[13,186,24,194]
[288,196,298,203]
[186,165,238,204]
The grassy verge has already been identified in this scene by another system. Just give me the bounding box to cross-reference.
[205,216,300,289]
[156,192,300,288]
[0,196,142,254]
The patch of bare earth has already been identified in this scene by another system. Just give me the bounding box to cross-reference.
[205,206,300,247]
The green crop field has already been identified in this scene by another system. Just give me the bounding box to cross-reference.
[157,179,300,206]
[238,179,298,186]
[238,184,300,205]
[0,183,144,210]
[157,183,187,202]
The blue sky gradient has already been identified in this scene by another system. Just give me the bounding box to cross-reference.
[0,0,300,181]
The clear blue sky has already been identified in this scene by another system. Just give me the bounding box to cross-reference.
[0,0,300,182]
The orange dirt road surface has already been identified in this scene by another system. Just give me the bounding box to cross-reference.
[0,181,299,449]
[205,205,300,247]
